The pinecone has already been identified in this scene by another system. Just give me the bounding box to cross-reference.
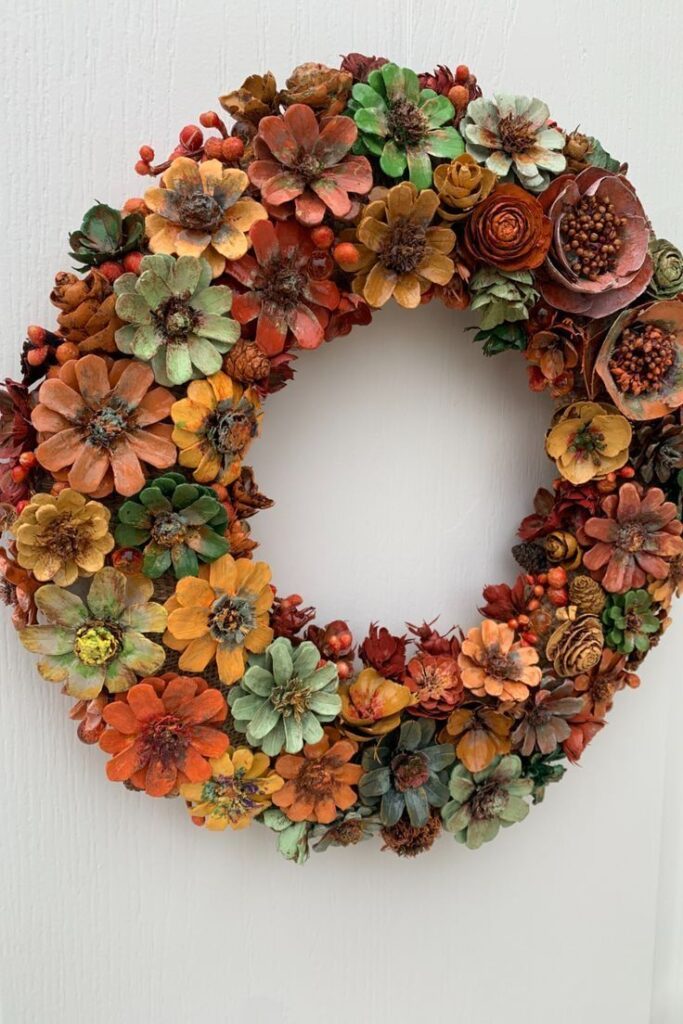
[569,575,607,616]
[50,270,122,354]
[631,415,683,485]
[223,339,271,385]
[511,541,549,573]
[380,811,442,857]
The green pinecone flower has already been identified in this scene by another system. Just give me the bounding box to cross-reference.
[442,755,534,849]
[114,254,240,386]
[602,589,661,655]
[68,203,144,269]
[648,238,683,300]
[261,808,311,865]
[470,268,538,330]
[472,321,526,357]
[311,807,380,852]
[228,637,341,755]
[359,720,455,828]
[347,62,464,189]
[115,472,229,578]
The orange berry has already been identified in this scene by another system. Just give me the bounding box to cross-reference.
[122,252,143,275]
[547,566,568,588]
[448,84,469,109]
[533,584,545,598]
[333,242,360,269]
[19,451,37,468]
[11,465,28,483]
[527,598,540,612]
[199,111,221,129]
[98,261,123,283]
[135,160,151,176]
[507,618,519,630]
[547,588,568,607]
[204,138,224,160]
[221,137,244,161]
[138,145,154,163]
[310,225,335,249]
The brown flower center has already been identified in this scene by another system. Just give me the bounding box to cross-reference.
[391,751,430,791]
[294,152,323,183]
[295,759,334,797]
[609,323,677,396]
[140,713,190,767]
[176,191,224,232]
[205,399,258,458]
[379,220,427,274]
[81,399,133,448]
[150,511,188,548]
[560,194,626,280]
[387,98,428,147]
[616,521,647,553]
[208,594,255,645]
[205,773,262,821]
[325,819,365,846]
[497,113,538,154]
[155,296,199,339]
[260,255,306,311]
[38,513,89,560]
[470,781,507,820]
[485,650,518,680]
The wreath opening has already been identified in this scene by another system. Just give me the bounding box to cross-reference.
[4,54,683,863]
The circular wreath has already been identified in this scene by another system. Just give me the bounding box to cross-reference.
[4,55,683,863]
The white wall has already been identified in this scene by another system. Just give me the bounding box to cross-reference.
[1,2,682,1021]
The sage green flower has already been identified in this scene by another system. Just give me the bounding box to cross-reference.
[261,807,311,864]
[348,62,464,189]
[228,637,341,755]
[68,202,144,269]
[442,755,534,849]
[470,267,538,330]
[19,567,166,699]
[114,471,229,579]
[648,239,683,300]
[602,589,661,655]
[114,254,240,386]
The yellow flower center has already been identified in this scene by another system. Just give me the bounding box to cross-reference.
[74,623,121,666]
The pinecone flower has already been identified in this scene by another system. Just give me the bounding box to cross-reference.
[0,543,40,629]
[99,672,228,797]
[602,589,661,654]
[311,806,379,851]
[225,219,340,354]
[339,667,416,741]
[462,95,566,192]
[582,482,683,592]
[114,255,240,386]
[545,610,604,676]
[403,652,464,718]
[348,62,464,189]
[12,488,114,586]
[181,747,283,829]
[19,567,167,699]
[525,315,584,397]
[279,63,353,116]
[223,339,272,385]
[68,203,144,270]
[433,153,497,222]
[228,637,340,754]
[272,732,362,824]
[545,401,632,486]
[270,594,316,641]
[114,472,229,579]
[359,719,455,827]
[631,414,683,485]
[248,104,372,225]
[380,810,442,857]
[510,681,585,756]
[358,623,407,679]
[470,268,538,330]
[648,239,683,300]
[440,704,512,773]
[50,270,122,355]
[0,378,37,504]
[228,466,273,518]
[459,620,542,702]
[339,53,388,84]
[574,648,639,716]
[31,355,176,498]
[144,158,268,278]
[219,72,279,128]
[441,754,534,849]
[337,181,455,309]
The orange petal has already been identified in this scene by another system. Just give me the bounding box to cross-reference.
[178,633,217,672]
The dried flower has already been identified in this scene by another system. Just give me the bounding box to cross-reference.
[32,355,176,498]
[648,239,683,300]
[442,755,534,849]
[0,378,37,503]
[463,184,552,272]
[272,732,362,824]
[280,62,353,115]
[574,649,639,716]
[339,53,388,84]
[545,401,632,485]
[459,620,542,701]
[144,158,267,278]
[403,652,463,718]
[220,72,279,128]
[68,203,144,269]
[381,810,442,857]
[433,152,497,221]
[546,610,604,676]
[339,667,415,741]
[469,268,538,330]
[359,623,407,679]
[181,747,283,829]
[99,672,228,796]
[525,315,584,397]
[440,704,512,773]
[51,270,122,355]
[603,589,661,654]
[511,682,585,756]
[0,544,40,628]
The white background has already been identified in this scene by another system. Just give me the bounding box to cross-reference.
[1,1,683,1021]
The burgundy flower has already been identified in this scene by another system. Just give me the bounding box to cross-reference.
[407,619,461,657]
[226,219,341,354]
[325,293,372,342]
[519,482,603,542]
[538,167,652,318]
[582,482,683,592]
[0,379,36,503]
[359,623,407,679]
[248,104,372,226]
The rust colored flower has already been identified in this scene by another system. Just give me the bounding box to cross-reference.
[0,379,36,504]
[510,682,585,756]
[324,293,373,341]
[226,219,340,354]
[594,300,683,421]
[538,167,652,318]
[433,153,497,222]
[145,158,267,278]
[99,672,228,797]
[526,316,584,397]
[459,620,542,702]
[519,480,603,542]
[248,104,372,225]
[50,270,122,355]
[339,667,416,740]
[270,593,316,641]
[31,355,176,498]
[582,482,683,593]
[463,184,552,272]
[279,63,353,116]
[650,554,683,607]
[272,733,363,824]
[359,623,407,679]
[228,465,273,519]
[573,648,639,717]
[562,708,605,764]
[339,52,388,84]
[404,653,464,718]
[69,693,109,745]
[0,544,40,629]
[440,704,512,773]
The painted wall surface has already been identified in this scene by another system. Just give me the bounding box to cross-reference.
[1,2,683,1022]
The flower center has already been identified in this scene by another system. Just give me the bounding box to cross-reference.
[325,819,365,846]
[391,751,430,791]
[616,522,647,553]
[415,662,455,699]
[560,194,626,281]
[260,255,306,311]
[73,622,121,666]
[386,98,428,147]
[569,424,607,465]
[176,192,224,232]
[208,593,255,646]
[295,759,334,796]
[150,511,188,548]
[379,220,427,274]
[39,513,87,560]
[608,322,677,396]
[295,152,323,183]
[270,678,310,719]
[82,399,132,448]
[204,772,262,823]
[485,650,519,680]
[140,713,189,767]
[156,296,199,339]
[497,113,538,154]
[470,781,508,820]
[204,399,258,459]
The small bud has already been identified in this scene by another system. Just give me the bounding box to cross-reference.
[204,138,224,160]
[455,64,470,83]
[221,137,244,161]
[333,242,360,269]
[138,145,155,162]
[199,111,221,129]
[448,84,469,109]
[26,346,49,367]
[27,325,47,347]
[135,160,151,176]
[123,197,147,215]
[122,252,143,275]
[98,261,124,283]
[310,225,335,250]
[179,124,203,152]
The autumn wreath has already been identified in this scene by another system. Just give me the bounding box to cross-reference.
[4,55,683,863]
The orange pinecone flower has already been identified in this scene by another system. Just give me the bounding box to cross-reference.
[272,733,363,824]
